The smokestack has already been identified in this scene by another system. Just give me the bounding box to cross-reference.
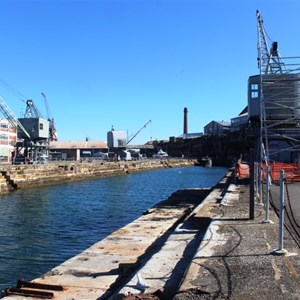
[183,107,188,134]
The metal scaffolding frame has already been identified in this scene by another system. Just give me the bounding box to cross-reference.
[253,10,300,202]
[256,10,300,164]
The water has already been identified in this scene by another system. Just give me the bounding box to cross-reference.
[0,166,227,293]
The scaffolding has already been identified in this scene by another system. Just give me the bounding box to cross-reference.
[255,10,300,164]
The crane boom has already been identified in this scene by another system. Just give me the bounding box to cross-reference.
[41,92,58,141]
[257,10,285,74]
[0,96,30,139]
[41,92,50,120]
[127,120,151,145]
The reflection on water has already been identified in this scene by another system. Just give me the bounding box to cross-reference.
[0,166,227,292]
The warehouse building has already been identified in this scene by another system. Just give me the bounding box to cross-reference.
[49,141,108,161]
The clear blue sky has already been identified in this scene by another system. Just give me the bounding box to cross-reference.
[0,0,300,145]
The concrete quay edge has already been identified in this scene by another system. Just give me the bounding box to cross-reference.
[1,168,213,300]
[113,171,300,299]
[114,171,236,299]
[2,204,194,300]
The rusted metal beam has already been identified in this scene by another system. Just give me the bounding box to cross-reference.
[3,287,54,298]
[17,279,63,291]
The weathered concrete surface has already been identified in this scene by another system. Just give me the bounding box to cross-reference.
[173,182,300,300]
[0,159,195,194]
[114,172,234,299]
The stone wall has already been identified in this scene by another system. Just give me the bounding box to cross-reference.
[0,159,195,194]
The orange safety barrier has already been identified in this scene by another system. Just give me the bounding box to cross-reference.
[263,161,300,182]
[237,163,250,179]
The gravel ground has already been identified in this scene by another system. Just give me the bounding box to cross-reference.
[174,181,300,300]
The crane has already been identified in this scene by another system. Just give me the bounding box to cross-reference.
[0,96,30,139]
[41,92,58,141]
[24,99,43,118]
[256,10,285,74]
[127,120,151,145]
[0,95,52,163]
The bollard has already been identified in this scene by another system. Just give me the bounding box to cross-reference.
[273,170,287,255]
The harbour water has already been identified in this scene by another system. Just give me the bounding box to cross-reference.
[0,165,227,294]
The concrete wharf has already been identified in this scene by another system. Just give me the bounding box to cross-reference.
[2,170,300,300]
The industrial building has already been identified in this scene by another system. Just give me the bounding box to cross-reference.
[107,129,127,149]
[49,141,108,161]
[0,118,17,163]
[49,138,155,161]
[204,120,231,136]
[230,108,248,132]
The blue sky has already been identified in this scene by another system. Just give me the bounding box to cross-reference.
[0,0,300,145]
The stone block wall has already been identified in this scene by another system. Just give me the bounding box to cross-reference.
[0,159,195,194]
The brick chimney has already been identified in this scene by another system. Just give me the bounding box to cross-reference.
[183,107,188,134]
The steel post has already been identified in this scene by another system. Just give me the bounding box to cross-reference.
[249,148,255,220]
[255,162,259,197]
[279,170,285,250]
[273,170,287,255]
[262,166,272,224]
[259,159,263,205]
